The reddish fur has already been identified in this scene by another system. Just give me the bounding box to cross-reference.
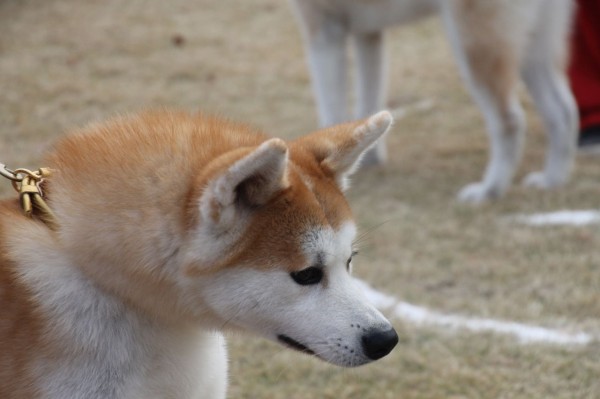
[0,109,372,395]
[0,200,43,398]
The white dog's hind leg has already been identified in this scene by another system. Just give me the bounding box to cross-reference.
[441,2,528,203]
[457,90,525,204]
[353,31,388,165]
[520,0,578,189]
[521,64,578,189]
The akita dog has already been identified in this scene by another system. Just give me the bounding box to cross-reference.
[289,0,578,203]
[0,110,398,398]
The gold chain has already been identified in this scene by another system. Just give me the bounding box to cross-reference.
[1,163,58,230]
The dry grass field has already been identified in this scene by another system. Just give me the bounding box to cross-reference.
[1,1,599,398]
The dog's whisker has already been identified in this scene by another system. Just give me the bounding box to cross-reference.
[353,219,396,247]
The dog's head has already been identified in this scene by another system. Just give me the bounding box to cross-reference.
[182,111,397,367]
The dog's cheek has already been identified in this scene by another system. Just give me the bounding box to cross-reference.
[195,268,301,332]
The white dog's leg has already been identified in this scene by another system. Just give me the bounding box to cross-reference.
[288,1,352,124]
[457,90,526,204]
[353,31,388,165]
[441,1,528,203]
[304,16,349,127]
[521,0,578,189]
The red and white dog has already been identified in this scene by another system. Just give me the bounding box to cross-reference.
[0,110,397,398]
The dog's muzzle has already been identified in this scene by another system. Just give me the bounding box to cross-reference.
[277,326,398,362]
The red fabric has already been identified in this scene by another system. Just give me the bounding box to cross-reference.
[569,0,600,130]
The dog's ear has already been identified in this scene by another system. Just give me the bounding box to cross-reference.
[199,138,289,229]
[293,111,393,190]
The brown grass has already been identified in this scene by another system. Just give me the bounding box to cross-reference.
[1,0,599,398]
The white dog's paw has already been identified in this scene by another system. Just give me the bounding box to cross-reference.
[522,171,566,189]
[457,182,501,204]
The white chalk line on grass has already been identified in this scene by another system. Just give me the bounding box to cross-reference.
[354,278,594,346]
[512,210,600,227]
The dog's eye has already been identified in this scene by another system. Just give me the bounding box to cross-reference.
[346,250,358,271]
[290,267,323,285]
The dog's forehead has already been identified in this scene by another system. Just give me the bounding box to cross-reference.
[301,222,356,260]
[223,164,356,272]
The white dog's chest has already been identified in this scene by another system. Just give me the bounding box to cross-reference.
[132,331,228,399]
[32,301,227,399]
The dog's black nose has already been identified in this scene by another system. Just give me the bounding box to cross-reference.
[361,327,398,360]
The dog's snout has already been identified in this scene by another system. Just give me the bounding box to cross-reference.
[361,327,398,360]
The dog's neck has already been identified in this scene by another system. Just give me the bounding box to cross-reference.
[9,223,226,397]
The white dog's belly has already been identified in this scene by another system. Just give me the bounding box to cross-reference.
[340,0,439,32]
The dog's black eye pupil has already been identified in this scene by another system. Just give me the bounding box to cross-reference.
[290,267,323,285]
[347,251,358,271]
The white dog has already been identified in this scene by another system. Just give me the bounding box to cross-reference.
[289,0,578,203]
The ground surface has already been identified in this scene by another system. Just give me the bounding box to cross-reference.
[1,1,599,398]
